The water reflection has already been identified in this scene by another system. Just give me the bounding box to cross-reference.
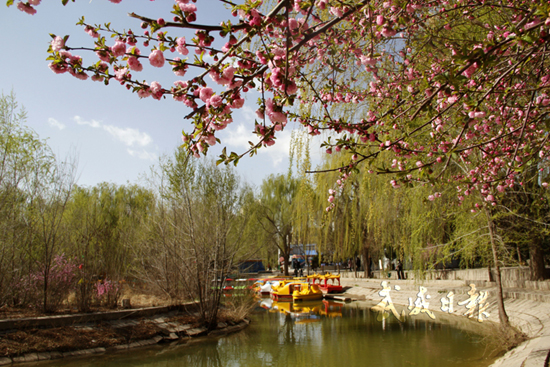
[35,301,495,367]
[263,299,343,322]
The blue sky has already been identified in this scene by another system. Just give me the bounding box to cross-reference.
[0,0,323,189]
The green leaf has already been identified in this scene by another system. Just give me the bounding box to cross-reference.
[521,34,535,44]
[6,0,14,7]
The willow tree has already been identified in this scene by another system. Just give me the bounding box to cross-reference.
[494,164,550,281]
[315,148,455,277]
[258,173,301,276]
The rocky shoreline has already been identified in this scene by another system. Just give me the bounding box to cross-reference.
[0,305,250,366]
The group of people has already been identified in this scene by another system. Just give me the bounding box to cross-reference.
[284,256,405,280]
[292,257,304,277]
[347,257,362,271]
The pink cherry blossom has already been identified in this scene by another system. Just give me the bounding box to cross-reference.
[232,98,244,109]
[137,84,152,99]
[96,49,112,63]
[176,37,189,55]
[127,56,143,72]
[17,2,36,15]
[329,7,343,17]
[85,26,99,38]
[150,81,163,100]
[48,62,67,74]
[149,49,165,68]
[179,3,196,13]
[111,40,127,57]
[199,87,214,103]
[51,36,65,51]
[208,95,223,108]
[114,67,128,81]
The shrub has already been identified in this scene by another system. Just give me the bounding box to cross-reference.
[17,254,77,312]
[93,279,121,309]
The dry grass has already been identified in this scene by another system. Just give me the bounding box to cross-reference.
[120,284,173,308]
[481,324,529,358]
[218,291,257,324]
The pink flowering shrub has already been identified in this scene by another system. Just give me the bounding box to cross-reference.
[16,254,77,312]
[93,278,121,308]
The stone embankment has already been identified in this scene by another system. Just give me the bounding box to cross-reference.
[0,304,249,366]
[340,267,550,367]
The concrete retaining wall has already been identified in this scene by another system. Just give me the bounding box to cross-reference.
[341,266,550,290]
[0,303,199,332]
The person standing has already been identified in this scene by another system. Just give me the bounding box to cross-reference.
[396,259,405,280]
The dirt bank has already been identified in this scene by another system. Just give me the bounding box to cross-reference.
[0,307,249,365]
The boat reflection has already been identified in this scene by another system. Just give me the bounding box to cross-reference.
[259,299,344,324]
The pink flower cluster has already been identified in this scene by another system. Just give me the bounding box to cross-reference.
[33,0,550,208]
[149,49,165,68]
[51,36,65,51]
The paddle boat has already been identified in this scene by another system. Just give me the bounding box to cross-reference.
[307,273,343,293]
[292,283,324,302]
[255,280,279,296]
[270,281,309,301]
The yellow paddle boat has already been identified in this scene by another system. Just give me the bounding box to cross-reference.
[271,281,312,301]
[292,283,324,302]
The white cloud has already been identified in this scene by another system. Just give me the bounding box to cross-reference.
[241,105,258,122]
[103,125,152,147]
[73,115,101,128]
[127,149,157,161]
[72,115,152,148]
[221,122,292,168]
[48,118,65,130]
[223,123,253,150]
[260,129,292,167]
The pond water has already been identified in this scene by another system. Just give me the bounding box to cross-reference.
[36,300,496,367]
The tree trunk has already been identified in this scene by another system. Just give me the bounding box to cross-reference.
[529,241,547,281]
[485,208,510,327]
